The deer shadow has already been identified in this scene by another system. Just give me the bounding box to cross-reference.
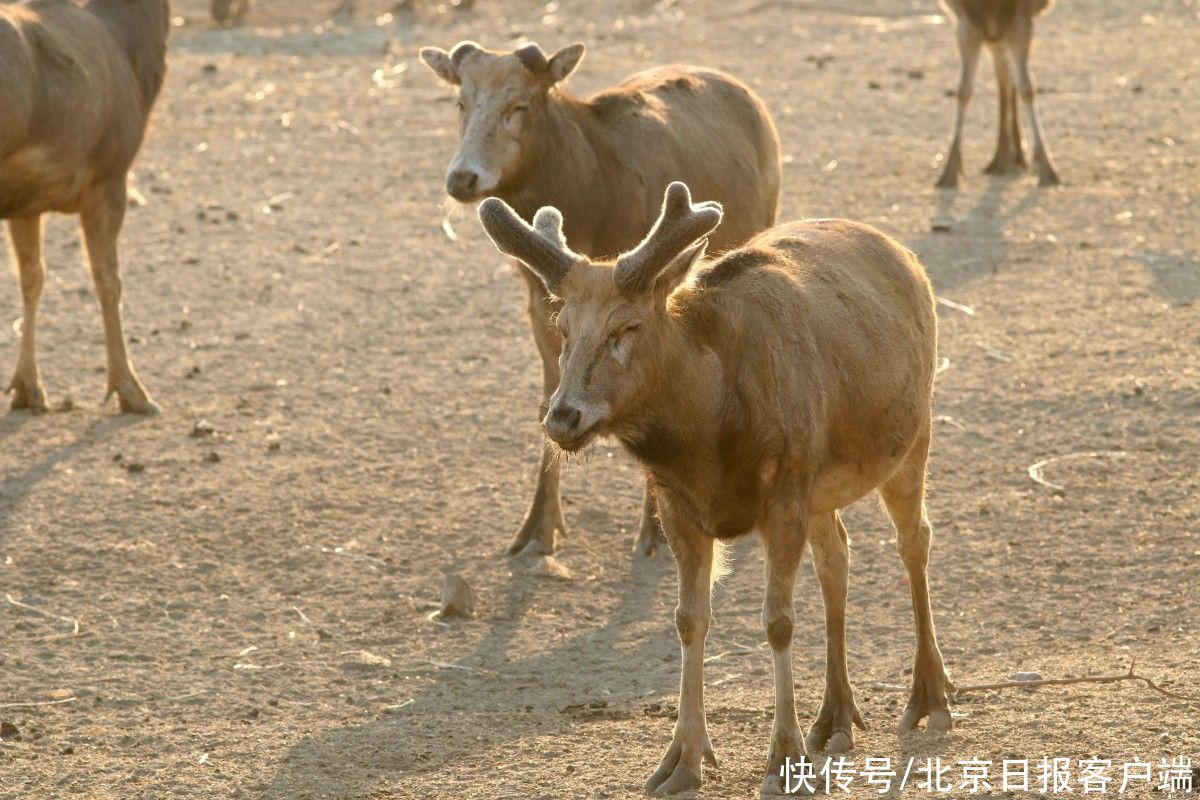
[259,546,679,799]
[1126,252,1200,306]
[908,178,1046,296]
[0,413,143,553]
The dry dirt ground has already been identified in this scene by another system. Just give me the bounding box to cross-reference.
[1,1,1198,798]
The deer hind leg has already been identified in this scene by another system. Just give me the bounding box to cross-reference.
[880,430,952,732]
[936,18,983,189]
[632,482,667,558]
[984,42,1028,175]
[6,215,49,411]
[1008,17,1061,186]
[644,501,716,796]
[805,511,865,756]
[80,179,158,414]
[758,511,808,795]
[507,265,567,556]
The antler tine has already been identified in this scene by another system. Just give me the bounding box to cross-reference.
[614,182,723,295]
[478,198,576,293]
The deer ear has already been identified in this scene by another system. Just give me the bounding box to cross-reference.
[654,238,707,300]
[419,46,459,85]
[547,43,585,83]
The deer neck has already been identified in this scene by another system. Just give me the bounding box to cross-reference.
[86,0,170,112]
[504,95,607,254]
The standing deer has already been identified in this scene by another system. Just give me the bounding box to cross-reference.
[937,0,1061,188]
[2,0,170,413]
[420,40,780,558]
[477,183,953,795]
[210,0,250,25]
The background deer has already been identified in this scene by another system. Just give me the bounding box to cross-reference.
[477,183,953,795]
[210,0,250,25]
[420,40,780,558]
[1,0,170,413]
[937,0,1061,187]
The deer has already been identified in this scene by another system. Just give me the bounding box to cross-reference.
[210,0,355,25]
[937,0,1061,188]
[476,182,954,796]
[210,0,250,25]
[420,40,780,559]
[1,0,170,414]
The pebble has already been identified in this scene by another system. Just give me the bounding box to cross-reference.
[437,574,476,619]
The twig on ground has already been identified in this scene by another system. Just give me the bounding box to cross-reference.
[936,297,976,316]
[1027,450,1128,493]
[0,696,77,710]
[870,660,1200,704]
[4,594,80,635]
[418,658,495,675]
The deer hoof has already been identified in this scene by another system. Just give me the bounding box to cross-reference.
[8,375,49,412]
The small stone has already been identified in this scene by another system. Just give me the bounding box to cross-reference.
[266,433,282,452]
[190,419,216,437]
[0,722,19,740]
[1011,671,1043,683]
[60,746,74,755]
[437,574,476,619]
[341,649,391,669]
[204,451,221,464]
[124,461,145,474]
[931,219,953,233]
[55,396,74,413]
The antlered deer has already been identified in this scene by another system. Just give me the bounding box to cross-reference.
[937,0,1061,187]
[420,40,780,558]
[1,0,170,413]
[477,183,953,795]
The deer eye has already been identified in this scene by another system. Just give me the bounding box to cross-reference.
[510,102,529,115]
[455,98,466,111]
[607,323,640,354]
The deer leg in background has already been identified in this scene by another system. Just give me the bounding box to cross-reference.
[6,215,49,411]
[936,18,983,188]
[507,264,567,556]
[79,178,158,414]
[984,42,1027,174]
[632,482,667,558]
[1008,16,1061,186]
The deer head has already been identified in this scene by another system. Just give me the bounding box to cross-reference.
[419,40,586,202]
[478,182,723,450]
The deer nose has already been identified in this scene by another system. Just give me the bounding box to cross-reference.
[446,169,480,201]
[545,403,583,442]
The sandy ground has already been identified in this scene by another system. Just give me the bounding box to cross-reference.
[1,1,1198,798]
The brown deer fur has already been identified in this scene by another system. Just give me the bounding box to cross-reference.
[477,183,953,796]
[937,0,1061,187]
[1,0,170,413]
[210,0,250,25]
[421,40,780,558]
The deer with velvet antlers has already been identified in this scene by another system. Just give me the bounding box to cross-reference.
[476,182,954,795]
[420,40,780,558]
